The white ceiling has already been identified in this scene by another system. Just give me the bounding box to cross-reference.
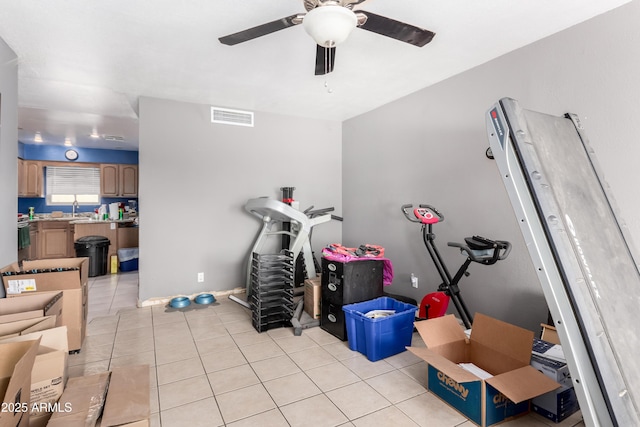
[0,0,630,151]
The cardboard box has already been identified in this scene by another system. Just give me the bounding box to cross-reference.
[1,259,89,352]
[0,327,68,427]
[100,365,150,427]
[540,323,561,345]
[46,372,110,427]
[408,313,560,427]
[0,292,63,326]
[0,312,42,325]
[304,276,321,319]
[0,317,57,340]
[0,339,41,427]
[531,339,579,422]
[48,365,151,427]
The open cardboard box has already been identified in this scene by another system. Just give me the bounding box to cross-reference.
[46,371,110,427]
[48,365,150,427]
[540,323,561,345]
[0,292,63,326]
[1,327,69,427]
[99,365,150,427]
[0,317,57,340]
[408,313,560,427]
[1,259,89,352]
[0,339,41,427]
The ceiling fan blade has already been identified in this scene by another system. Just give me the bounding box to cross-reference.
[219,14,302,46]
[357,11,435,47]
[315,45,336,75]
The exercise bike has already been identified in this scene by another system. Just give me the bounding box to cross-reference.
[402,204,512,329]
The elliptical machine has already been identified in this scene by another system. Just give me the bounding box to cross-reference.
[402,204,511,329]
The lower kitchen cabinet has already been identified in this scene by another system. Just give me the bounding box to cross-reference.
[20,220,136,269]
[28,226,38,260]
[38,221,75,259]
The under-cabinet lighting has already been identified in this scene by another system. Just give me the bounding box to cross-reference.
[64,139,72,147]
[34,132,43,143]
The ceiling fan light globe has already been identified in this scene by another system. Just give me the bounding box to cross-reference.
[303,6,357,47]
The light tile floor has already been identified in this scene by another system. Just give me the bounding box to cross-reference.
[71,274,585,427]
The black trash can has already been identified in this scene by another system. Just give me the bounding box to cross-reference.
[75,235,110,277]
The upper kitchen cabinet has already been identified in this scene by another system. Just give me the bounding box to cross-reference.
[101,164,138,197]
[119,164,138,197]
[18,159,44,197]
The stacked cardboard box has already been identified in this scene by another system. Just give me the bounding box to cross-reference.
[408,313,561,427]
[1,258,89,352]
[0,258,150,427]
[1,327,69,427]
[0,292,63,340]
[0,339,41,427]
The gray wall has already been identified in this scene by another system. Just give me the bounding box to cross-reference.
[0,38,18,297]
[138,97,342,301]
[342,2,640,332]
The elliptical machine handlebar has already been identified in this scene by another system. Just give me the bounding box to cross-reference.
[401,204,445,224]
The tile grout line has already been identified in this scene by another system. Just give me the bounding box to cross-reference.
[183,306,227,427]
[150,306,164,426]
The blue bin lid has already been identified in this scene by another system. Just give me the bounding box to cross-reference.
[117,247,139,261]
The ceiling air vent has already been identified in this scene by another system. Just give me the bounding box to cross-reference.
[211,107,254,127]
[104,135,125,142]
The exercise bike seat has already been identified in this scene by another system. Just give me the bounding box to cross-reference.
[465,236,496,251]
[449,236,512,265]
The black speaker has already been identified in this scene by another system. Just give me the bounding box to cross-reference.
[319,258,384,341]
[321,258,383,305]
[320,301,347,341]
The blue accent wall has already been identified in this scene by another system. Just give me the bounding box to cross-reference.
[20,142,138,164]
[18,142,139,215]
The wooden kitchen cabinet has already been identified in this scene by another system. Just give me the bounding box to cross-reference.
[100,164,119,196]
[18,158,25,196]
[119,164,138,197]
[18,159,44,197]
[28,225,39,260]
[39,221,72,259]
[101,164,138,197]
[18,222,40,262]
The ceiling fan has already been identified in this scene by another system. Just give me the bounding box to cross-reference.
[218,0,435,75]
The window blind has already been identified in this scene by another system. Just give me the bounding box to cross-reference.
[46,166,100,205]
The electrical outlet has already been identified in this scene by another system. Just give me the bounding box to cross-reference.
[197,272,204,283]
[411,273,419,288]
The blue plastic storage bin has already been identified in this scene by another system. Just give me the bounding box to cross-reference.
[343,297,418,362]
[118,247,139,272]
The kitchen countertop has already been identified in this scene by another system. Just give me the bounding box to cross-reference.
[21,216,136,225]
[70,218,136,225]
